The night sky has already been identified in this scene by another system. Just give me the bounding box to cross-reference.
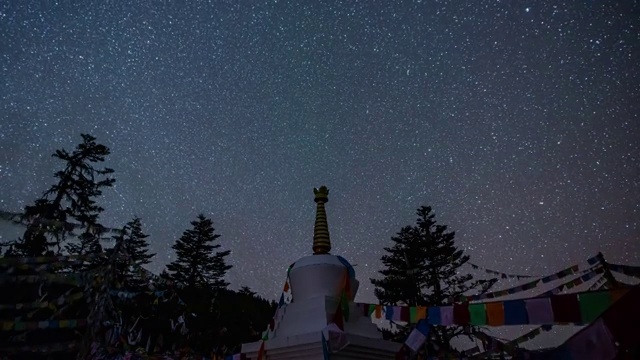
[1,0,638,306]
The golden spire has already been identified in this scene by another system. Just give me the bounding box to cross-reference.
[312,186,331,255]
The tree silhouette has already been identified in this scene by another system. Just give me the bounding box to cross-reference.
[13,134,114,257]
[371,206,496,352]
[114,217,156,290]
[167,214,232,290]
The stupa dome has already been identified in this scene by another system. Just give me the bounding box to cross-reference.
[289,254,359,303]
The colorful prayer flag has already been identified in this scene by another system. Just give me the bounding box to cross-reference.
[469,303,487,325]
[525,298,554,325]
[453,302,470,325]
[486,302,505,326]
[503,300,528,325]
[579,291,611,323]
[551,294,581,324]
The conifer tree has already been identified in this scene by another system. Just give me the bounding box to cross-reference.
[163,215,232,354]
[14,134,114,257]
[166,214,232,290]
[371,206,495,352]
[114,217,156,289]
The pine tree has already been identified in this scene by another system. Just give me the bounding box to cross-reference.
[114,217,156,290]
[1,135,115,359]
[164,215,232,354]
[104,218,157,353]
[14,134,114,257]
[371,206,495,352]
[166,214,232,291]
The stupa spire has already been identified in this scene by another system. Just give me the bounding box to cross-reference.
[312,186,331,254]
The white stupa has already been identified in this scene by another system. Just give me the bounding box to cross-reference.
[241,186,402,359]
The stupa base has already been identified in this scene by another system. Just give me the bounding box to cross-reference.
[242,332,402,360]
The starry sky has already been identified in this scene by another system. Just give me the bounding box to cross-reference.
[1,0,638,305]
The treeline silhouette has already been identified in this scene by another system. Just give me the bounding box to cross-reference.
[0,134,275,359]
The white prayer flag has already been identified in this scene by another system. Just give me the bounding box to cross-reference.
[405,328,426,352]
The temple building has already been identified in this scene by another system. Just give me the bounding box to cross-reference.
[241,186,401,359]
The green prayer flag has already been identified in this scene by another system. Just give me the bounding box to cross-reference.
[410,306,418,323]
[469,303,487,325]
[579,291,612,323]
[368,304,376,316]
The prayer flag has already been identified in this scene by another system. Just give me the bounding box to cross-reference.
[405,320,430,352]
[579,291,611,323]
[416,306,427,322]
[392,306,403,322]
[453,302,470,325]
[368,304,376,316]
[411,306,427,323]
[409,306,418,323]
[525,298,554,325]
[503,300,528,325]
[385,306,394,320]
[486,302,505,326]
[566,318,617,360]
[551,294,581,323]
[469,303,487,325]
[427,306,440,325]
[323,323,349,353]
[400,306,410,322]
[257,341,265,360]
[440,306,454,326]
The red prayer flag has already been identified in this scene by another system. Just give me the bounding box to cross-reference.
[400,306,410,322]
[453,302,470,325]
[551,294,581,323]
[257,341,265,360]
